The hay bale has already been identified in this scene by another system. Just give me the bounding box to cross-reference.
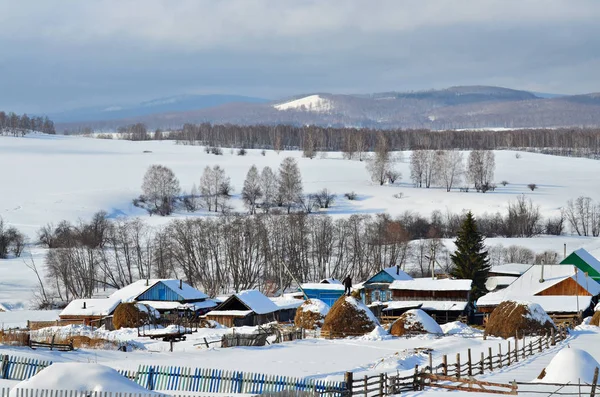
[389,309,443,336]
[112,303,146,330]
[485,301,555,339]
[294,299,330,330]
[590,311,600,326]
[321,294,379,338]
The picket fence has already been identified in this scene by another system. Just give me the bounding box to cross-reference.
[119,365,345,395]
[0,354,344,396]
[1,388,190,397]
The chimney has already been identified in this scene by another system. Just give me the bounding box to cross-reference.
[564,243,567,259]
[539,260,545,283]
[396,265,399,275]
[146,279,149,286]
[179,279,183,289]
[82,301,86,309]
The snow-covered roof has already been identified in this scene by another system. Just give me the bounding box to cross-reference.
[383,300,469,312]
[0,309,61,329]
[109,279,208,302]
[489,263,533,276]
[60,298,121,317]
[234,290,279,315]
[320,278,342,285]
[301,282,345,291]
[382,266,413,281]
[207,310,253,317]
[478,295,593,314]
[270,296,304,310]
[571,248,600,272]
[137,300,217,311]
[389,278,472,291]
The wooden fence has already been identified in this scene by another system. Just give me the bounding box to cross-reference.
[118,365,345,395]
[0,354,52,381]
[1,388,196,397]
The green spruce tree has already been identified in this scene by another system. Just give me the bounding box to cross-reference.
[450,211,490,302]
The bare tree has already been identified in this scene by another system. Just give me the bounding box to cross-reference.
[314,188,336,209]
[260,166,278,213]
[200,165,232,213]
[564,196,600,236]
[366,133,394,185]
[436,150,464,192]
[409,150,426,187]
[467,150,495,192]
[242,165,262,214]
[278,157,303,213]
[141,165,181,215]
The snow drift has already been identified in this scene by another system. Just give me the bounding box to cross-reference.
[389,309,442,336]
[537,348,600,384]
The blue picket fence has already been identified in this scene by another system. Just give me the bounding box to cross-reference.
[0,354,52,380]
[118,365,345,396]
[0,354,345,396]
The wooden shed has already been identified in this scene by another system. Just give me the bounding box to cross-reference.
[59,298,121,326]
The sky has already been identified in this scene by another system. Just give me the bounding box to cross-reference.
[1,0,600,113]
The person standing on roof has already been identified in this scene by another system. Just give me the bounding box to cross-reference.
[343,275,352,296]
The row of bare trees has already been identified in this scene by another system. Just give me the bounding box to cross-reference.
[37,193,562,305]
[0,111,55,136]
[161,123,600,158]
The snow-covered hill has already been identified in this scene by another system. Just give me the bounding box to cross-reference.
[274,95,334,113]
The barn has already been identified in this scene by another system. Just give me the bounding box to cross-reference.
[561,248,600,282]
[204,290,280,327]
[385,278,472,323]
[59,298,121,326]
[477,264,600,323]
[361,266,412,305]
[300,279,346,307]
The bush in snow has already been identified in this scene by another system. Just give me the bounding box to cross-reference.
[344,191,357,200]
[485,301,555,339]
[389,309,442,336]
[321,292,379,338]
[294,299,330,330]
[528,183,537,191]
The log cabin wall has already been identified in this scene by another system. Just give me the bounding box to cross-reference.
[536,277,592,296]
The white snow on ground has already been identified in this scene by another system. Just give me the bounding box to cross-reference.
[302,299,330,316]
[536,347,600,384]
[273,95,333,112]
[401,309,443,334]
[11,363,165,395]
[0,309,61,329]
[440,321,483,336]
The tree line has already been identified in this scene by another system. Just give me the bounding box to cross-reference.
[29,190,573,307]
[0,111,56,136]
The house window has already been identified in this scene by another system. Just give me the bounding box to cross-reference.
[380,291,387,301]
[372,290,381,302]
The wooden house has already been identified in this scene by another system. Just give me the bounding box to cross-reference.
[561,248,600,282]
[300,279,346,307]
[270,295,305,323]
[385,278,472,323]
[477,265,600,318]
[204,290,279,327]
[59,298,121,326]
[361,266,412,305]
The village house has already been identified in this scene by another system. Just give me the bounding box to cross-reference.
[300,279,346,307]
[561,248,600,282]
[59,298,121,327]
[477,264,600,322]
[383,278,473,323]
[360,266,413,305]
[204,290,280,327]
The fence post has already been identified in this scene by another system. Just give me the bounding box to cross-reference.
[456,353,461,379]
[413,366,419,391]
[50,335,55,351]
[498,344,502,369]
[467,349,472,376]
[538,337,542,352]
[515,332,519,363]
[344,371,353,397]
[1,355,7,379]
[529,341,533,356]
[508,341,511,366]
[488,347,493,371]
[551,327,556,346]
[442,355,447,376]
[147,366,155,391]
[429,353,433,374]
[591,367,599,397]
[379,373,384,397]
[480,352,484,375]
[522,335,526,360]
[363,375,367,397]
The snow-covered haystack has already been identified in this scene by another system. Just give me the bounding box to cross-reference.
[485,301,555,339]
[294,299,330,330]
[321,293,379,338]
[389,309,442,336]
[11,363,165,396]
[589,311,600,326]
[441,321,483,336]
[113,302,150,330]
[537,348,600,384]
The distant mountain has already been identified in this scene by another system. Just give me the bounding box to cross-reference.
[51,94,268,123]
[55,86,600,132]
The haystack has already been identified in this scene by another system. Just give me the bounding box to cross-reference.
[537,348,600,384]
[389,309,443,336]
[485,301,555,339]
[590,311,600,326]
[321,292,379,338]
[294,299,330,330]
[112,303,147,330]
